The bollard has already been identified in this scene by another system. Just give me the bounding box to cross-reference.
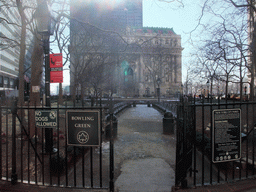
[105,115,118,140]
[50,154,66,174]
[133,101,136,107]
[147,102,151,107]
[163,111,174,134]
[11,100,18,184]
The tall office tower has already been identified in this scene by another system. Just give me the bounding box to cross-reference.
[0,1,35,98]
[70,0,142,31]
[0,2,21,93]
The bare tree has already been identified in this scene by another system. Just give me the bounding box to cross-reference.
[50,0,70,104]
[190,0,255,100]
[69,19,130,101]
[183,0,251,100]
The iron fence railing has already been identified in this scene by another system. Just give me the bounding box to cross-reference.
[0,98,130,190]
[176,97,256,188]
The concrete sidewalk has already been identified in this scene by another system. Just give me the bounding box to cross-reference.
[174,178,256,192]
[1,177,256,192]
[0,180,108,192]
[115,158,175,191]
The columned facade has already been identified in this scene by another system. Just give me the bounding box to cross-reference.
[112,27,182,97]
[70,24,182,98]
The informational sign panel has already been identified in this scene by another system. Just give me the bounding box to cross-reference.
[66,110,100,146]
[35,109,58,128]
[32,86,40,93]
[212,109,241,163]
[50,71,63,83]
[50,53,63,68]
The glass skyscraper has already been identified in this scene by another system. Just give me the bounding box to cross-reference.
[70,0,142,31]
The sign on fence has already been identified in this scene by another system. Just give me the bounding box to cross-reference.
[212,109,241,163]
[35,109,58,128]
[66,110,100,146]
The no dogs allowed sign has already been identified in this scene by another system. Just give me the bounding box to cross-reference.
[66,110,100,146]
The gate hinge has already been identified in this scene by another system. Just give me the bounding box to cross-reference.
[191,169,198,173]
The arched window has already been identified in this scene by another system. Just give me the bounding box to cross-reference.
[127,67,133,76]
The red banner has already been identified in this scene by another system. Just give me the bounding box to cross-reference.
[50,53,63,68]
[50,71,63,83]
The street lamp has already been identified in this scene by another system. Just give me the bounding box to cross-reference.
[156,78,161,103]
[206,80,210,101]
[244,85,247,101]
[34,1,56,153]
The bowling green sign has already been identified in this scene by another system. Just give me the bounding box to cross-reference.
[66,110,100,146]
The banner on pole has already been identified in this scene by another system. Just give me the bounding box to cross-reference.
[50,71,63,83]
[50,53,63,68]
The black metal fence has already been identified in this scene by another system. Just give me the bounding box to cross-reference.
[0,98,129,190]
[175,97,256,188]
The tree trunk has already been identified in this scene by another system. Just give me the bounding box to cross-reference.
[29,35,44,137]
[30,36,43,106]
[58,83,63,105]
[251,65,255,101]
[225,76,229,100]
[16,0,26,107]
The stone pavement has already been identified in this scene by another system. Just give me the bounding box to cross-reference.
[0,182,106,192]
[115,158,175,191]
[113,104,175,191]
[174,178,256,192]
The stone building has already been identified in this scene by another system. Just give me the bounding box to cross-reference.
[113,27,182,97]
[69,24,182,98]
[70,0,182,98]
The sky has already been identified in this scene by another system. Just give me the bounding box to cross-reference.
[143,0,202,78]
[51,0,203,94]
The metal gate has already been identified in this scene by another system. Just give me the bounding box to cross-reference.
[175,96,194,187]
[175,97,256,188]
[0,98,116,191]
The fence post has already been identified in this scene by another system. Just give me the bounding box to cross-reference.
[11,100,18,184]
[109,97,114,192]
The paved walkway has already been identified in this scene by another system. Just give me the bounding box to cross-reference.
[174,178,256,192]
[114,104,176,191]
[115,158,175,191]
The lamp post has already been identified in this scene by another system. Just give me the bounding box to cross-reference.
[156,78,161,103]
[244,86,247,101]
[206,80,210,102]
[34,1,56,153]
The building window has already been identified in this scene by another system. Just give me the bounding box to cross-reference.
[165,39,169,44]
[174,39,177,46]
[3,77,9,88]
[0,76,3,87]
[10,79,14,88]
[166,75,169,82]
